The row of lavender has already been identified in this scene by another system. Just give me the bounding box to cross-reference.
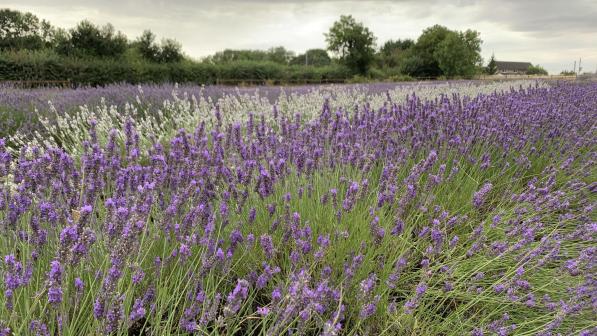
[0,81,524,113]
[3,80,546,155]
[0,82,422,141]
[0,82,595,335]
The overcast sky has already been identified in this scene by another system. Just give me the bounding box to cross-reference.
[6,0,597,74]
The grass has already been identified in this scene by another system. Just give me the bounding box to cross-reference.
[0,141,593,335]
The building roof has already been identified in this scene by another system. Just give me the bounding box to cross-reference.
[495,61,532,71]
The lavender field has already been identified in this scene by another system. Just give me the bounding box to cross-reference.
[0,80,595,335]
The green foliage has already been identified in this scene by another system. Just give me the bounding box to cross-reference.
[460,29,483,63]
[434,32,465,78]
[388,73,414,82]
[527,64,548,75]
[0,50,353,86]
[66,20,128,58]
[486,54,497,75]
[347,67,413,83]
[325,15,376,75]
[216,60,285,81]
[401,25,482,79]
[205,49,267,63]
[434,30,482,79]
[376,39,414,69]
[402,25,451,78]
[380,39,414,56]
[290,49,331,66]
[0,8,54,50]
[560,70,575,76]
[267,46,295,65]
[133,30,184,63]
[51,28,73,55]
[158,38,184,63]
[285,64,352,83]
[135,30,160,62]
[204,47,294,65]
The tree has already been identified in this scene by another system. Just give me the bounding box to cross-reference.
[69,20,101,56]
[434,32,468,78]
[402,25,451,78]
[402,25,482,79]
[486,54,497,75]
[290,49,331,66]
[434,30,482,78]
[526,64,548,75]
[52,27,73,55]
[68,20,127,57]
[99,23,127,57]
[325,15,376,75]
[380,39,414,56]
[0,9,54,50]
[158,38,183,63]
[460,29,482,64]
[267,46,295,65]
[205,49,269,64]
[135,31,184,63]
[136,30,160,62]
[377,38,414,68]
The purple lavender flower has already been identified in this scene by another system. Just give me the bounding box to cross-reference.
[48,286,63,305]
[257,306,270,316]
[29,320,49,336]
[93,298,105,319]
[248,207,256,224]
[49,260,62,282]
[132,269,145,285]
[260,234,275,258]
[74,278,84,292]
[359,273,377,296]
[359,295,380,319]
[415,283,427,296]
[473,183,493,208]
[223,279,249,317]
[4,289,13,310]
[391,218,404,235]
[129,298,146,321]
[271,287,282,302]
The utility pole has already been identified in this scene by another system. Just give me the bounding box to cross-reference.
[573,60,576,74]
[578,58,582,74]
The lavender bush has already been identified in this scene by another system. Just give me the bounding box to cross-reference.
[0,81,595,335]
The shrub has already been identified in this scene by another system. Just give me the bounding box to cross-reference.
[526,64,548,75]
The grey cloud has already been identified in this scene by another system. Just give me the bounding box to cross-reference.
[472,0,597,35]
[11,0,596,35]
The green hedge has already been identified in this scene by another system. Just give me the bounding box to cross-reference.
[0,51,353,86]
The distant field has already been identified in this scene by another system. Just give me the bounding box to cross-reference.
[0,80,595,335]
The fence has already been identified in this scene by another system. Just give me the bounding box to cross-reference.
[214,78,349,86]
[211,75,578,86]
[576,74,597,81]
[475,75,577,81]
[0,75,580,89]
[1,80,72,89]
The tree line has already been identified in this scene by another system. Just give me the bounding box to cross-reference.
[0,8,543,86]
[0,9,184,62]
